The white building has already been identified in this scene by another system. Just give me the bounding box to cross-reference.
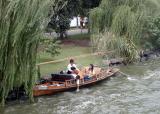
[70,17,80,27]
[70,16,88,27]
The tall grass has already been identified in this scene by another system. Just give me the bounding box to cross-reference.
[90,0,160,62]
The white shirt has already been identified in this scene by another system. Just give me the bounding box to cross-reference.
[67,63,77,72]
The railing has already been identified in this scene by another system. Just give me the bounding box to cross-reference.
[64,71,107,87]
[49,81,65,85]
[46,69,111,88]
[65,79,76,87]
[47,81,66,89]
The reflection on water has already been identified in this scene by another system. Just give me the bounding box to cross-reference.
[2,59,160,114]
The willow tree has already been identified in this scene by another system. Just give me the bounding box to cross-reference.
[90,0,160,62]
[0,0,56,105]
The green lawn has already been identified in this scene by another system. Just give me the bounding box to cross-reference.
[37,45,103,76]
[37,32,103,76]
[39,55,102,75]
[37,45,92,63]
[68,33,90,40]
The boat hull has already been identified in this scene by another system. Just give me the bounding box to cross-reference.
[33,68,119,97]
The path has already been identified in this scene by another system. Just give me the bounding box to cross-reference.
[45,28,88,38]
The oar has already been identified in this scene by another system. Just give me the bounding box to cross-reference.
[118,71,129,77]
[76,83,80,92]
[76,76,80,92]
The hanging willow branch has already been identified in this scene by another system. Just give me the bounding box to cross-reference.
[90,0,160,62]
[0,0,55,106]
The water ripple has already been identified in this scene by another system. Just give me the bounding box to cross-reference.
[3,61,160,114]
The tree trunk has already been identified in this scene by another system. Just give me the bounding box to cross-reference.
[60,32,64,39]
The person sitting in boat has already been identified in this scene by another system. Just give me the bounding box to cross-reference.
[71,66,84,79]
[85,64,95,76]
[70,67,79,78]
[83,64,95,80]
[67,59,79,74]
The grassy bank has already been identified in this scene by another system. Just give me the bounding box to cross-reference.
[37,45,102,75]
[39,55,102,75]
[37,45,91,63]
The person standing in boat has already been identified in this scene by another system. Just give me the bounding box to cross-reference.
[67,59,79,74]
[70,66,81,92]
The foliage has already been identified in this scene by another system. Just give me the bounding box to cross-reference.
[0,0,54,105]
[48,0,82,39]
[90,0,160,62]
[40,37,61,57]
[143,16,160,50]
[48,0,102,39]
[48,14,70,38]
[82,0,101,9]
[92,32,138,62]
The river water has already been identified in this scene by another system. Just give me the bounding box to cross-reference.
[1,59,160,114]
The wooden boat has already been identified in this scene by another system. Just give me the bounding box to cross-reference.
[33,67,119,97]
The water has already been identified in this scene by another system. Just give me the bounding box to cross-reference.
[1,59,160,114]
